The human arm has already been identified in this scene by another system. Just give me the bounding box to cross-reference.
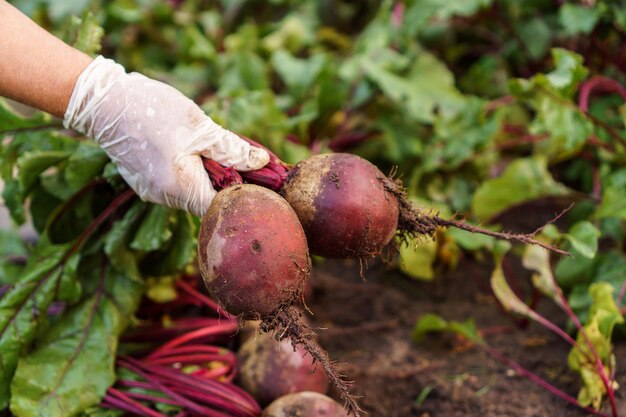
[0,0,92,117]
[0,1,269,216]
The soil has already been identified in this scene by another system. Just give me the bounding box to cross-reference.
[306,255,626,417]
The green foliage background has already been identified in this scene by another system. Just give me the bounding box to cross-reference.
[2,0,626,415]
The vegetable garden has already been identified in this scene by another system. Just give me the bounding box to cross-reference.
[2,1,626,416]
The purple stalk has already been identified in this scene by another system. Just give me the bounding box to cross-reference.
[480,343,610,417]
[202,135,290,192]
[546,271,620,417]
[107,388,168,417]
[148,322,239,357]
[176,280,230,316]
[148,353,231,366]
[525,308,595,366]
[102,394,151,416]
[119,358,225,417]
[169,385,259,416]
[125,358,259,415]
[578,76,626,113]
[120,356,260,417]
[190,365,232,380]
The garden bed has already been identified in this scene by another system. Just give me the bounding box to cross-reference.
[308,258,624,417]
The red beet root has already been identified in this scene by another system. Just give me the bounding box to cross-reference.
[281,153,399,258]
[238,333,329,405]
[262,392,349,417]
[198,184,311,319]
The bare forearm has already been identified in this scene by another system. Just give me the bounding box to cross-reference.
[0,1,93,117]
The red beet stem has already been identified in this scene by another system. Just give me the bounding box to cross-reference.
[202,136,290,191]
[150,345,232,358]
[203,158,244,189]
[107,388,168,417]
[148,322,239,357]
[190,365,232,381]
[102,394,155,417]
[148,353,232,366]
[121,357,260,416]
[176,280,230,316]
[121,359,227,417]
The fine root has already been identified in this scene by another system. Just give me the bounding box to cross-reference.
[261,307,363,417]
[382,176,571,256]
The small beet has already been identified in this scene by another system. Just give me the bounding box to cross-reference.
[198,184,311,319]
[262,392,349,417]
[238,333,329,405]
[281,153,399,258]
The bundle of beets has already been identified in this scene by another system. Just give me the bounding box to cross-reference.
[198,140,567,416]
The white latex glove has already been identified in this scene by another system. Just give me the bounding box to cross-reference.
[63,56,269,217]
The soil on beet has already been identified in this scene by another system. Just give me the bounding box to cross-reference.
[305,257,626,417]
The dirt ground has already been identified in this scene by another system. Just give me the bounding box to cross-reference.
[306,256,626,417]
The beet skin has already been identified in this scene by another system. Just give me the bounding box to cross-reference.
[198,184,311,319]
[262,392,349,417]
[238,333,328,405]
[281,153,399,258]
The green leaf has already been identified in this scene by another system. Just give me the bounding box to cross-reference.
[70,12,104,56]
[0,100,49,132]
[595,169,626,220]
[271,50,326,99]
[562,251,626,320]
[18,151,73,192]
[491,262,538,320]
[567,283,623,409]
[261,14,316,53]
[0,244,75,409]
[218,52,269,96]
[404,0,494,37]
[140,211,195,276]
[446,227,499,252]
[564,221,601,259]
[10,261,142,417]
[515,17,551,60]
[413,313,483,344]
[544,49,589,96]
[46,0,91,22]
[104,202,146,282]
[471,156,570,220]
[65,142,109,192]
[530,94,593,160]
[130,205,174,252]
[559,4,601,36]
[398,238,437,281]
[509,50,591,160]
[423,98,501,171]
[522,245,563,307]
[363,50,466,124]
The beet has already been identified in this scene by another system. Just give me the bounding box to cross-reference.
[281,153,399,258]
[262,392,349,417]
[198,184,311,319]
[238,333,328,405]
[204,142,569,259]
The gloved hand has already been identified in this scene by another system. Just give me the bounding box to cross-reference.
[63,56,269,217]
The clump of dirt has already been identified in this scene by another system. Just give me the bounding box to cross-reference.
[305,257,625,417]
